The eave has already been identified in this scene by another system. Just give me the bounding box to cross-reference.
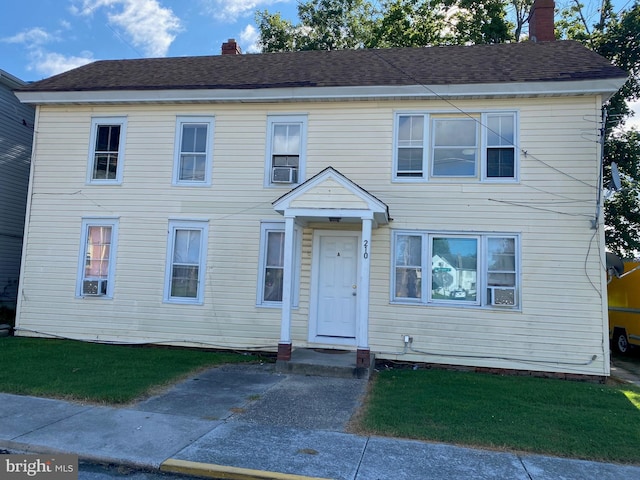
[15,78,627,106]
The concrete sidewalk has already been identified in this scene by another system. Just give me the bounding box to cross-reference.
[1,363,639,480]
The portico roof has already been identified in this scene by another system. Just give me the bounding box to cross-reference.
[272,167,390,227]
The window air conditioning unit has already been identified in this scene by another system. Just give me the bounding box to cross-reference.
[489,287,516,306]
[272,166,296,184]
[83,279,108,296]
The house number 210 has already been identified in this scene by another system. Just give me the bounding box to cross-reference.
[363,240,369,259]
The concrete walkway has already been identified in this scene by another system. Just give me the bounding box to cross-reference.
[1,363,639,480]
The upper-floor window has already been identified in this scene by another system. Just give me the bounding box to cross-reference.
[265,115,307,186]
[173,116,214,186]
[394,112,517,182]
[76,218,118,298]
[164,220,208,304]
[484,113,516,179]
[392,230,519,308]
[88,117,127,184]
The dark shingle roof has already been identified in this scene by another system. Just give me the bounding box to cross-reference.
[19,41,626,93]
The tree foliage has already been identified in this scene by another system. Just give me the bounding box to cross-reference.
[446,0,513,44]
[255,0,518,52]
[256,0,376,52]
[367,0,452,48]
[558,1,640,256]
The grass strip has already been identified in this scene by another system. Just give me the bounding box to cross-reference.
[357,368,640,464]
[0,337,257,404]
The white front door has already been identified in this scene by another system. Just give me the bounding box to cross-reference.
[313,232,359,339]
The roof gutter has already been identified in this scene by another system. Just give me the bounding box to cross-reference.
[15,78,627,106]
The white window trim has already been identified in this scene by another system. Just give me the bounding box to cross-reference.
[393,111,518,183]
[164,220,209,305]
[256,221,302,308]
[391,230,520,309]
[87,116,127,185]
[264,114,307,187]
[172,116,215,186]
[76,218,119,298]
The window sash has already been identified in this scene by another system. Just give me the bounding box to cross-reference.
[173,117,213,185]
[77,219,118,298]
[89,118,126,184]
[431,118,478,177]
[84,226,112,279]
[165,222,208,304]
[397,115,425,177]
[266,116,306,186]
[271,123,301,171]
[263,231,285,302]
[430,236,478,303]
[258,222,301,306]
[485,113,516,179]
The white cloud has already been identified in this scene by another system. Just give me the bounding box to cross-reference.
[240,24,260,53]
[75,0,182,57]
[2,27,57,47]
[1,27,89,77]
[202,0,289,23]
[31,51,95,77]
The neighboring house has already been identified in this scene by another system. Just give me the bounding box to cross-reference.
[14,2,627,378]
[0,70,34,316]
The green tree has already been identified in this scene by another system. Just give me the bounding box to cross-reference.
[367,0,451,48]
[255,0,376,52]
[448,0,513,43]
[254,11,297,52]
[558,1,640,256]
[605,131,640,256]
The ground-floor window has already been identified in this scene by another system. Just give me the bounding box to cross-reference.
[257,221,302,307]
[393,231,519,308]
[77,218,119,298]
[164,220,208,304]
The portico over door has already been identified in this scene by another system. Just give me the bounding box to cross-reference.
[272,167,390,363]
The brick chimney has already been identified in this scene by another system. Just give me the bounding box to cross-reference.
[221,38,242,55]
[529,0,556,41]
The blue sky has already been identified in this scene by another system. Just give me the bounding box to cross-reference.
[1,0,637,128]
[0,0,299,82]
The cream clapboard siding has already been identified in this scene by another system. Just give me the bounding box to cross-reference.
[17,96,608,375]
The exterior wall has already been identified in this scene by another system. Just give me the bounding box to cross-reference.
[0,76,34,312]
[16,96,608,375]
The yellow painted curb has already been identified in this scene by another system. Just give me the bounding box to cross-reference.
[161,458,335,480]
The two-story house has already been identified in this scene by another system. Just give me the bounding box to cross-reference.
[0,69,34,320]
[14,4,627,379]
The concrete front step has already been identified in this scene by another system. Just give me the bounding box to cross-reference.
[275,348,374,379]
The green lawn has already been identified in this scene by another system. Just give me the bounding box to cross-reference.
[355,368,640,464]
[0,336,258,403]
[3,337,640,463]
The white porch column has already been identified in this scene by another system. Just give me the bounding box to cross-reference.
[278,215,295,360]
[357,217,373,367]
